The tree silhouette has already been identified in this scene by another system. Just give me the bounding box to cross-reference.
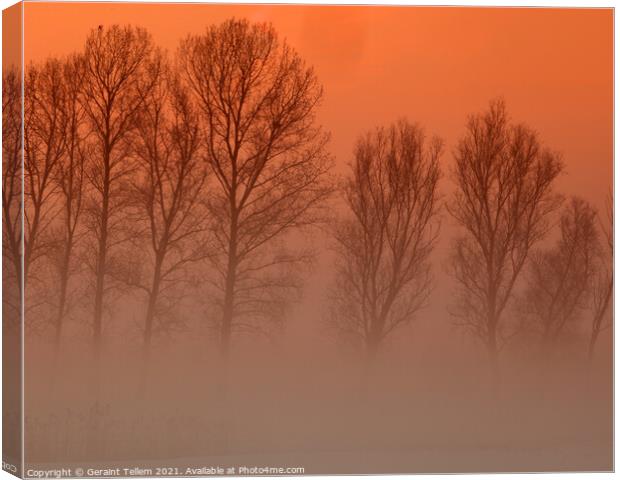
[23,59,68,289]
[522,197,599,350]
[2,68,22,328]
[131,59,210,384]
[47,55,88,351]
[329,120,442,362]
[80,25,159,361]
[588,192,612,361]
[179,19,333,360]
[447,99,563,373]
[2,62,24,472]
[2,68,23,331]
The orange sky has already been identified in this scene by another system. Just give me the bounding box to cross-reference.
[19,3,613,210]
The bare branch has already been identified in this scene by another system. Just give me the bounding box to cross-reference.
[328,119,442,359]
[447,99,563,367]
[179,19,334,356]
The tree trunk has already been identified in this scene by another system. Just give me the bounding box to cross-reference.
[12,254,22,310]
[23,201,41,285]
[588,328,599,362]
[218,222,238,454]
[220,269,236,361]
[49,248,70,399]
[589,279,612,362]
[217,210,239,407]
[140,255,164,397]
[54,246,71,351]
[486,322,500,389]
[93,235,107,364]
[220,217,238,362]
[360,334,380,397]
[91,146,111,421]
[93,151,110,369]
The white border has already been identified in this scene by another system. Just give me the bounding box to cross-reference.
[0,2,616,480]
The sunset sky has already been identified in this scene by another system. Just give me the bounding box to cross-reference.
[19,3,613,213]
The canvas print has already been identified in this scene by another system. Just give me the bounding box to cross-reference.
[2,2,613,477]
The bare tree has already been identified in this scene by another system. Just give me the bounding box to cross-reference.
[447,99,563,373]
[131,60,209,375]
[588,192,612,361]
[2,65,24,469]
[80,25,158,360]
[522,197,599,350]
[179,19,333,360]
[48,55,88,350]
[329,120,442,362]
[23,59,68,288]
[2,68,22,328]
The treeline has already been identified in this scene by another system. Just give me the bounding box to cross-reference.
[2,19,613,378]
